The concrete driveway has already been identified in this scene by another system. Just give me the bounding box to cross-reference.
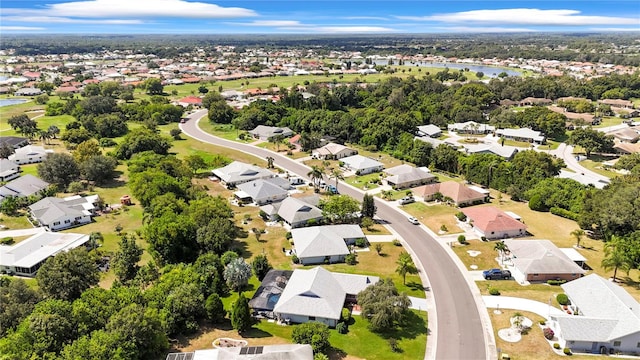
[483,296,565,320]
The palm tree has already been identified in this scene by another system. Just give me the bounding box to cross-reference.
[487,160,500,187]
[307,165,325,193]
[396,251,418,285]
[570,229,585,248]
[601,236,632,282]
[266,156,274,169]
[494,241,509,265]
[329,168,344,192]
[39,130,50,145]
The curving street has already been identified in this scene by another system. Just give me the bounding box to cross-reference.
[181,109,493,360]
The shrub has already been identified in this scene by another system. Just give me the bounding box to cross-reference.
[388,338,400,352]
[440,224,448,232]
[548,279,567,286]
[481,236,487,242]
[455,211,467,221]
[557,293,570,306]
[392,239,402,246]
[550,207,579,221]
[355,238,367,248]
[345,253,357,265]
[336,321,348,334]
[0,237,14,245]
[563,348,572,355]
[553,343,560,349]
[539,320,546,326]
[285,231,292,240]
[99,137,117,148]
[341,308,351,322]
[543,327,555,340]
[457,235,467,245]
[489,288,500,296]
[528,194,547,211]
[292,254,299,264]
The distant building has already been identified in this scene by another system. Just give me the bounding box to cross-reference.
[0,174,49,202]
[341,154,384,175]
[8,145,51,165]
[414,181,488,207]
[462,206,527,239]
[29,195,100,231]
[211,161,276,188]
[0,159,20,182]
[248,125,293,141]
[384,164,436,189]
[166,344,313,360]
[311,142,357,160]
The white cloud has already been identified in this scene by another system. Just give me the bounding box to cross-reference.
[432,26,538,33]
[229,20,396,33]
[315,26,397,33]
[239,20,306,27]
[397,8,639,26]
[589,27,640,32]
[341,16,388,21]
[3,16,143,24]
[0,26,46,31]
[3,0,257,19]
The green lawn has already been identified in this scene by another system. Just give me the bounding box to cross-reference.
[344,172,384,190]
[403,202,464,234]
[197,120,253,143]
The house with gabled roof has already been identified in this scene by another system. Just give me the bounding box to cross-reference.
[29,195,100,231]
[235,178,291,205]
[212,161,276,188]
[550,274,640,355]
[0,174,49,202]
[462,206,527,239]
[311,142,357,160]
[0,232,90,277]
[384,164,436,189]
[341,154,384,175]
[291,225,365,265]
[461,143,519,159]
[8,145,52,165]
[0,159,20,182]
[417,124,442,138]
[248,125,293,141]
[447,121,495,134]
[414,181,488,207]
[166,344,313,360]
[261,195,323,228]
[496,128,546,144]
[0,136,29,149]
[272,267,379,327]
[503,239,585,282]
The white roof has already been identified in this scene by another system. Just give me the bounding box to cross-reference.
[0,232,89,268]
[341,155,383,171]
[503,239,585,276]
[557,170,610,189]
[556,274,640,341]
[291,225,363,259]
[212,161,275,184]
[417,124,442,136]
[559,248,587,262]
[496,128,545,142]
[236,179,289,201]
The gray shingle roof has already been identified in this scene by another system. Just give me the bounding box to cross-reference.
[291,225,363,259]
[29,195,97,225]
[504,239,586,275]
[237,179,289,202]
[277,197,323,226]
[341,155,384,172]
[0,174,49,199]
[384,164,435,186]
[212,161,275,185]
[555,274,640,341]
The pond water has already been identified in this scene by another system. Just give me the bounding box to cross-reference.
[373,60,522,78]
[0,99,28,107]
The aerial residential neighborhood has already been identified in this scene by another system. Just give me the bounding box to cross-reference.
[1,5,640,360]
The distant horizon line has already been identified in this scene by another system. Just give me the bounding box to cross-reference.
[3,31,640,36]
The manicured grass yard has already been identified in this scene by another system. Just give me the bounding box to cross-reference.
[402,202,464,234]
[344,172,383,190]
[197,120,253,143]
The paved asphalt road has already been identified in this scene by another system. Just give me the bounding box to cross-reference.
[181,110,490,360]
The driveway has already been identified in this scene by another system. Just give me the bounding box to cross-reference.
[550,143,610,183]
[181,111,493,360]
[483,296,565,320]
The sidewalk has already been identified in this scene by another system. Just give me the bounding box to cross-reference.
[483,296,565,320]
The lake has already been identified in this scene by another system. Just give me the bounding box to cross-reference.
[0,99,28,107]
[373,60,522,78]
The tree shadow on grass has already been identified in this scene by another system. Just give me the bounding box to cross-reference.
[328,347,348,359]
[242,327,273,339]
[375,310,427,341]
[619,276,640,289]
[406,281,426,291]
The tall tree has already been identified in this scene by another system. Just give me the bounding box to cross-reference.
[568,127,615,158]
[358,279,411,332]
[291,322,331,354]
[601,236,633,282]
[0,278,41,337]
[307,165,325,193]
[205,293,226,323]
[321,195,360,224]
[570,229,586,248]
[112,234,143,285]
[37,152,80,187]
[395,251,418,285]
[36,247,99,301]
[361,193,377,219]
[224,258,252,292]
[329,168,344,192]
[494,241,509,265]
[251,254,272,281]
[231,293,252,334]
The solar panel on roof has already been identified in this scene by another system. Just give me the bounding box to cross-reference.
[255,346,264,354]
[239,347,249,355]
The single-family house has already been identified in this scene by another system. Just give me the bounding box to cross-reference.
[29,194,100,231]
[550,274,640,355]
[598,99,634,109]
[14,87,42,96]
[341,155,384,175]
[272,267,379,327]
[447,121,495,135]
[0,174,49,202]
[557,170,610,189]
[384,164,436,189]
[269,196,323,228]
[519,97,552,106]
[461,143,520,159]
[496,128,546,144]
[607,127,639,143]
[8,145,51,165]
[177,95,203,107]
[0,136,29,149]
[235,178,291,205]
[248,125,293,141]
[291,225,365,265]
[212,161,276,188]
[0,232,90,277]
[417,124,442,138]
[614,142,640,154]
[311,142,357,160]
[165,344,313,360]
[462,206,527,239]
[0,159,20,182]
[414,181,488,207]
[503,239,586,282]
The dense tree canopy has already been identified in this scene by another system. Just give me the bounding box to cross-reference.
[36,247,100,301]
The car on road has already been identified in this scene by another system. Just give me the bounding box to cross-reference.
[482,268,512,280]
[180,118,187,123]
[408,216,420,225]
[327,184,339,194]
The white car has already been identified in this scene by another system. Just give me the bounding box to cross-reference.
[408,216,419,225]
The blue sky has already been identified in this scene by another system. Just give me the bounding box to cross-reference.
[1,0,639,34]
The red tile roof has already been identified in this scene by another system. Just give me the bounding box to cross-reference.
[462,206,527,234]
[414,181,485,205]
[179,96,202,104]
